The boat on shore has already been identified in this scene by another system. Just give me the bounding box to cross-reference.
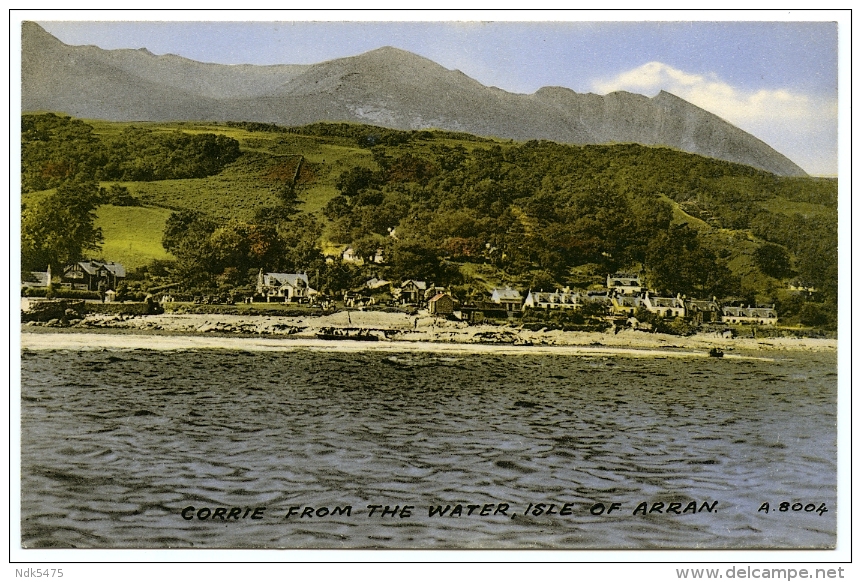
[315,327,381,341]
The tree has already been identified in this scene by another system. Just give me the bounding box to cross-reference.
[754,243,793,279]
[278,213,325,273]
[162,210,288,283]
[386,240,444,282]
[529,270,558,292]
[161,210,221,282]
[21,180,103,271]
[254,205,292,226]
[336,166,376,198]
[99,183,139,206]
[645,224,738,298]
[275,181,301,214]
[162,210,215,257]
[323,195,351,220]
[352,235,384,264]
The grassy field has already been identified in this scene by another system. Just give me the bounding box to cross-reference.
[94,204,174,270]
[758,197,835,218]
[28,122,380,269]
[92,127,376,219]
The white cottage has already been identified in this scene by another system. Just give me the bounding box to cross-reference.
[256,270,316,302]
[722,305,778,325]
[523,288,581,310]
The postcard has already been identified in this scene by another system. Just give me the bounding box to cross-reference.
[12,11,848,568]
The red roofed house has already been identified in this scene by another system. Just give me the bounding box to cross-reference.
[428,293,455,316]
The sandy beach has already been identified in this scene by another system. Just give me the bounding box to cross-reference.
[20,310,837,355]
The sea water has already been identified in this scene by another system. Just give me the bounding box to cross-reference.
[19,343,837,548]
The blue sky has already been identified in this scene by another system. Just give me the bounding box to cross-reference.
[36,18,840,175]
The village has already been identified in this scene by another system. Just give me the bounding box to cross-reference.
[21,258,789,337]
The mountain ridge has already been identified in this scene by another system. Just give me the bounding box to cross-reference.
[21,22,807,176]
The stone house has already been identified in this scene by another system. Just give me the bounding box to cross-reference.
[428,293,455,316]
[685,298,721,323]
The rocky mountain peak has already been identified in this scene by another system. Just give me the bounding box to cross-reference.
[20,23,808,176]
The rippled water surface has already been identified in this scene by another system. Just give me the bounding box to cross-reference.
[20,347,837,548]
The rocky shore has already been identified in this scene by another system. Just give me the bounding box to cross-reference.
[21,310,837,353]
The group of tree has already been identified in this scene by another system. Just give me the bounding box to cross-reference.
[320,137,763,298]
[161,207,324,288]
[21,180,103,271]
[22,113,241,192]
[21,180,148,272]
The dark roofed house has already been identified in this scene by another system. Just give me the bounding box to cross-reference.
[686,298,721,323]
[63,261,125,291]
[396,280,427,304]
[583,290,612,306]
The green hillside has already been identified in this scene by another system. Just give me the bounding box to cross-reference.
[95,204,174,270]
[21,114,837,327]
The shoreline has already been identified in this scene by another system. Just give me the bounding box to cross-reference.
[20,311,837,355]
[19,331,779,360]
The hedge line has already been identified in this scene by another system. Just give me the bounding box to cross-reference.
[84,302,163,316]
[21,287,101,300]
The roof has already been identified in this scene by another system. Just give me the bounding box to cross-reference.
[100,262,126,278]
[65,260,126,278]
[583,291,612,304]
[649,296,684,308]
[491,287,522,300]
[686,299,719,311]
[530,290,580,303]
[614,295,641,307]
[429,293,451,303]
[402,280,427,290]
[22,271,50,287]
[607,273,641,280]
[264,273,309,288]
[722,306,777,318]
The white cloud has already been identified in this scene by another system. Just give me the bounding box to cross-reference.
[591,62,837,175]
